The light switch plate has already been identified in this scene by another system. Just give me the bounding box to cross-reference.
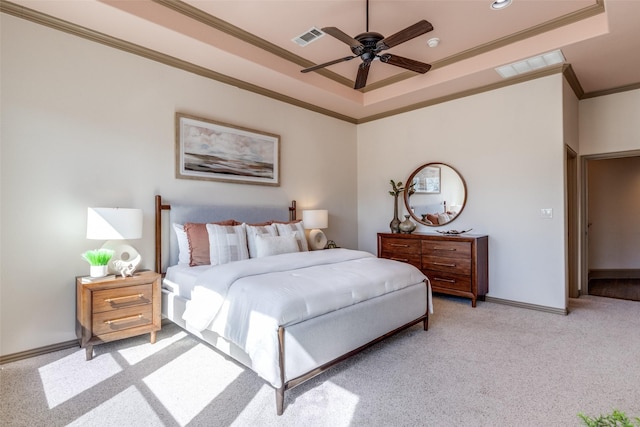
[540,208,553,219]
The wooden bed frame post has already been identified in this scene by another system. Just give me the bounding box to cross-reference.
[276,326,286,415]
[155,195,171,274]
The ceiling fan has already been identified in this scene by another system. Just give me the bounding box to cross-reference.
[301,0,434,90]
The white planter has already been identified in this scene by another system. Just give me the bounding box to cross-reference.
[89,265,108,278]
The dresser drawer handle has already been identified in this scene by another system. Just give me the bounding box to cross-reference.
[434,247,457,252]
[105,314,143,325]
[433,262,456,267]
[105,293,144,303]
[433,277,456,283]
[390,257,409,262]
[390,244,410,248]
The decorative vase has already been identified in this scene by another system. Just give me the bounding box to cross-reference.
[389,194,401,233]
[89,265,108,278]
[399,215,416,234]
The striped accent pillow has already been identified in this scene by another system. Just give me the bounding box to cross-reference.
[205,224,250,265]
[274,221,309,252]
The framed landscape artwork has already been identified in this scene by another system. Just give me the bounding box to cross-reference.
[176,113,280,186]
[413,165,441,194]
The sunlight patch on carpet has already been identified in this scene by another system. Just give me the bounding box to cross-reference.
[117,330,188,365]
[66,386,164,426]
[38,350,122,409]
[143,343,243,425]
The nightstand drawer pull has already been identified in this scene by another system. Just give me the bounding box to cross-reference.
[105,314,143,325]
[434,247,457,252]
[433,277,456,283]
[390,243,410,248]
[105,293,143,303]
[433,262,456,267]
[390,257,409,262]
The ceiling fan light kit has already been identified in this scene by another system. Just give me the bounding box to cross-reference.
[300,0,434,90]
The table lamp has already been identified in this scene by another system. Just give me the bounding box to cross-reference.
[302,209,328,250]
[86,207,143,276]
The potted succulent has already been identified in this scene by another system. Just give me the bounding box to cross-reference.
[82,248,114,277]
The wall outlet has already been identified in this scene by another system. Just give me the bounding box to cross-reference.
[540,208,553,219]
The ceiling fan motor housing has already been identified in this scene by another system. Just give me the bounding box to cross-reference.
[353,32,384,59]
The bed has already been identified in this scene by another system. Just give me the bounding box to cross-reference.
[154,195,432,415]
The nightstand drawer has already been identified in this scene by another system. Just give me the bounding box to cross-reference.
[92,283,153,314]
[422,240,471,259]
[92,304,153,335]
[423,255,471,275]
[425,270,472,292]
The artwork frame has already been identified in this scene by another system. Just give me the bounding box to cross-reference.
[176,113,280,186]
[413,166,441,194]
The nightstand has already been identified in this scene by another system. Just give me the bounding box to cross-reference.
[76,270,161,360]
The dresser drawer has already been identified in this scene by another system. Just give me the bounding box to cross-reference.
[422,240,471,259]
[92,283,153,314]
[380,237,421,254]
[92,304,153,336]
[423,255,471,275]
[424,270,472,292]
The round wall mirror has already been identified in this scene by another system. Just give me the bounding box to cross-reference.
[403,162,467,227]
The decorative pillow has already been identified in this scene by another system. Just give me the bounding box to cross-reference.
[206,223,250,265]
[438,213,451,224]
[274,221,309,252]
[243,223,278,258]
[172,223,190,265]
[184,220,235,266]
[426,214,440,225]
[255,234,299,258]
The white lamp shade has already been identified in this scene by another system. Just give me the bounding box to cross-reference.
[86,208,143,240]
[302,209,328,230]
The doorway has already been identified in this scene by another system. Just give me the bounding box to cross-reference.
[580,150,640,297]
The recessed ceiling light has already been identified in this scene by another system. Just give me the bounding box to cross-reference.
[495,49,566,78]
[490,0,512,10]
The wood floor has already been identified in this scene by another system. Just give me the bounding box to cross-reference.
[588,270,640,302]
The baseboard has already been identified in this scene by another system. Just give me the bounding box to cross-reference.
[485,296,568,316]
[0,339,79,365]
[0,319,176,365]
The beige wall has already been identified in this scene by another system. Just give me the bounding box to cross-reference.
[357,76,568,309]
[0,16,357,356]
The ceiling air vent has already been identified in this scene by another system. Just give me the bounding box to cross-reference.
[292,27,325,47]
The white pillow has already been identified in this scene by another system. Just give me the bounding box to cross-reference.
[205,224,249,265]
[255,234,299,258]
[243,223,278,258]
[173,223,190,265]
[274,221,309,252]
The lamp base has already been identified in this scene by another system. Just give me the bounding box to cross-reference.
[308,229,328,251]
[101,240,141,276]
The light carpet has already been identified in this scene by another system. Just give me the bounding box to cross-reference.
[1,295,639,426]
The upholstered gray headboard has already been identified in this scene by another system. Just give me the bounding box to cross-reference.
[155,195,294,272]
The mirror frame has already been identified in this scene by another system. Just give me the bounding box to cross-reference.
[403,162,468,227]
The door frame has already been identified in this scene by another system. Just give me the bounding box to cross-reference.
[580,149,640,295]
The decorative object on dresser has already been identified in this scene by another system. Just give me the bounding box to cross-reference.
[388,179,415,233]
[399,214,417,234]
[378,232,488,307]
[302,209,329,250]
[76,271,161,360]
[404,162,467,227]
[86,207,143,277]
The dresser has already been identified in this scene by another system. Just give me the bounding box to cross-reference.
[76,271,161,360]
[378,233,488,307]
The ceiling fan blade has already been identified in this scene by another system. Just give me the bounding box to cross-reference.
[322,27,365,55]
[301,56,358,73]
[354,62,371,90]
[376,20,434,50]
[379,54,431,74]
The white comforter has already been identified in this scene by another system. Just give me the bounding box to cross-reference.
[182,248,428,387]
